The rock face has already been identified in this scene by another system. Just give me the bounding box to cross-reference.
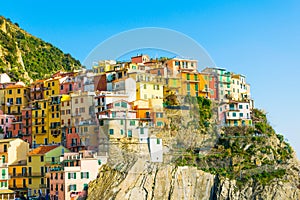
[88,159,300,200]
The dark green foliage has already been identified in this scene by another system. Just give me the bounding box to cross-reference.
[0,16,81,81]
[197,96,212,127]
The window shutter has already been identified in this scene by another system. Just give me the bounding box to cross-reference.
[68,173,70,179]
[74,173,76,179]
[81,172,83,179]
[74,184,77,191]
[87,172,89,179]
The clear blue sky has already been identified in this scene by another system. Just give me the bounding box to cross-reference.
[1,0,299,157]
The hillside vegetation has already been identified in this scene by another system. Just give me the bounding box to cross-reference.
[0,16,81,82]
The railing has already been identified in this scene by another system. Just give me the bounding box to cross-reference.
[39,184,47,188]
[28,172,44,177]
[10,173,27,177]
[0,175,10,180]
[11,184,27,189]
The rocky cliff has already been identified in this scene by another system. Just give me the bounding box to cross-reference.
[88,153,299,200]
[87,99,300,200]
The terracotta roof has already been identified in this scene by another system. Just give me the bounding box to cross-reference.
[28,145,59,155]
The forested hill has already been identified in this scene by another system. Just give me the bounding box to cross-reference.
[0,16,82,82]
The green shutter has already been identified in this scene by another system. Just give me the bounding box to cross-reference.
[81,172,83,179]
[74,173,76,179]
[68,173,71,179]
[74,184,77,190]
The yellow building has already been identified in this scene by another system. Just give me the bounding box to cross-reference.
[178,72,208,97]
[0,139,29,198]
[92,60,117,74]
[8,160,28,196]
[48,95,62,144]
[31,99,49,146]
[164,77,182,97]
[4,83,30,119]
[43,78,60,99]
[27,145,69,197]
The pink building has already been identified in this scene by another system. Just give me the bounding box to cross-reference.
[48,151,106,200]
[60,77,76,95]
[0,110,14,139]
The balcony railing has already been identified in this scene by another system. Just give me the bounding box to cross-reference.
[0,175,10,180]
[28,172,44,177]
[11,173,27,177]
[39,184,47,188]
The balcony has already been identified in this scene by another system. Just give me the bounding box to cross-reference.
[28,172,44,177]
[33,114,47,118]
[0,175,10,180]
[11,119,22,124]
[11,184,27,189]
[24,124,31,127]
[49,166,63,172]
[11,173,27,178]
[12,111,22,115]
[71,113,81,117]
[39,184,47,188]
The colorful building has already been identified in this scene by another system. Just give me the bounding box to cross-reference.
[218,101,252,126]
[48,150,105,200]
[8,159,28,197]
[27,145,69,197]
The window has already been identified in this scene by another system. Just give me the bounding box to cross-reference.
[120,120,124,125]
[232,112,236,117]
[239,105,243,109]
[81,172,89,179]
[69,184,77,191]
[186,74,190,80]
[120,129,124,135]
[29,178,32,184]
[40,156,44,162]
[52,82,54,86]
[140,128,144,134]
[109,129,114,135]
[246,105,249,109]
[2,155,5,163]
[157,121,163,127]
[121,102,127,108]
[75,99,78,104]
[128,130,132,137]
[143,84,147,89]
[195,83,198,91]
[68,172,76,179]
[81,98,83,103]
[60,85,64,90]
[3,145,7,152]
[239,113,243,117]
[156,113,163,118]
[1,169,5,179]
[157,138,160,144]
[99,120,104,126]
[187,83,190,91]
[130,120,135,126]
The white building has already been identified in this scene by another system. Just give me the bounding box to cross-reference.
[49,150,107,200]
[149,137,163,163]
